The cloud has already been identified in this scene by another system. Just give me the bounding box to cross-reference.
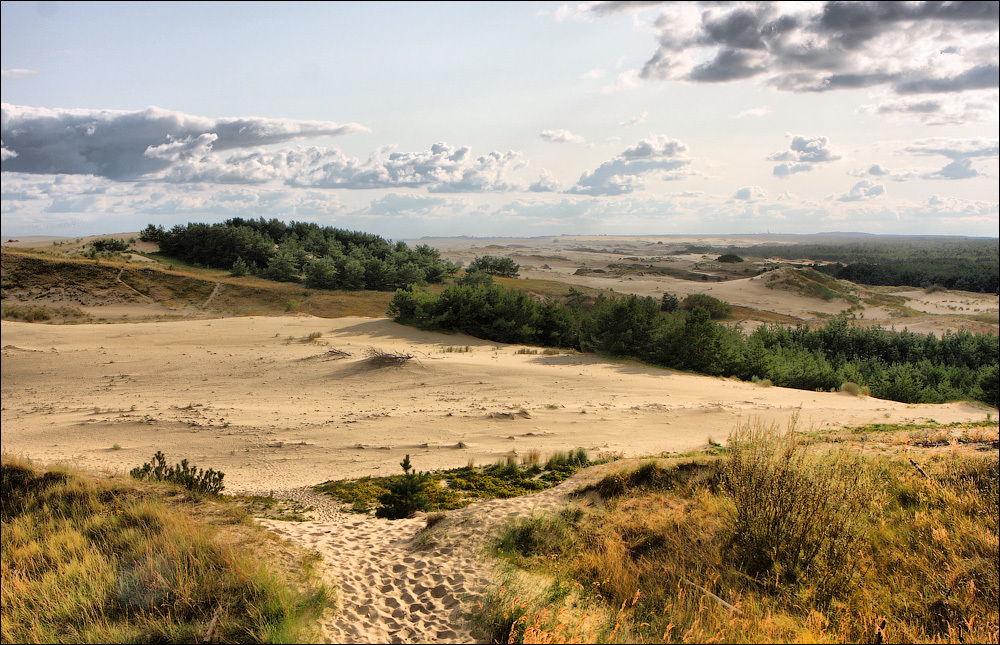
[566,135,692,196]
[772,162,812,178]
[528,169,561,192]
[1,69,39,79]
[365,193,464,218]
[860,90,998,125]
[903,136,998,179]
[589,1,999,122]
[286,143,528,193]
[734,106,770,118]
[0,105,531,195]
[768,134,840,177]
[927,158,980,180]
[0,103,369,180]
[904,137,999,160]
[619,111,648,127]
[539,129,585,144]
[600,69,641,93]
[732,186,767,201]
[838,180,885,202]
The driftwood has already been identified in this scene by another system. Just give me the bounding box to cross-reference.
[681,578,743,615]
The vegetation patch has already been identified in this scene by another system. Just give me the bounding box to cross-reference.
[314,450,604,516]
[391,281,998,407]
[482,420,999,643]
[1,455,328,644]
[129,451,226,495]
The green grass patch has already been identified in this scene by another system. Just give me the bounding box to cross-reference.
[314,450,606,514]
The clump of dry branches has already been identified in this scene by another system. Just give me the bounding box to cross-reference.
[363,346,414,367]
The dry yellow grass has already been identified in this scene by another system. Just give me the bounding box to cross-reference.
[484,421,999,644]
[1,454,330,644]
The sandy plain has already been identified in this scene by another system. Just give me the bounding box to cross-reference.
[2,233,997,643]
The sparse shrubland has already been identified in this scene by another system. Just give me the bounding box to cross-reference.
[1,454,328,643]
[129,451,226,495]
[482,420,999,644]
[2,302,91,322]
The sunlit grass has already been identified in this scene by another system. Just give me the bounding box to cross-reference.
[481,420,999,643]
[1,454,329,644]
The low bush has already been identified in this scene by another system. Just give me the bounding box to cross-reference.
[680,293,731,319]
[129,451,225,495]
[724,420,872,600]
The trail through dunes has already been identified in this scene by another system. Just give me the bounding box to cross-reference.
[259,461,628,643]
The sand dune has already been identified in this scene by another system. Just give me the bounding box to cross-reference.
[2,315,988,493]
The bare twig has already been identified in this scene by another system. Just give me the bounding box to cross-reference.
[909,458,930,479]
[681,578,743,615]
[872,618,888,645]
[363,346,414,367]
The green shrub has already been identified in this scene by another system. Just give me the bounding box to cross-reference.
[375,455,430,519]
[681,293,731,319]
[91,238,129,253]
[717,253,744,263]
[468,255,519,277]
[129,451,225,494]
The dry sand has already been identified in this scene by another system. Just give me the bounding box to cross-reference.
[3,314,988,490]
[2,313,993,642]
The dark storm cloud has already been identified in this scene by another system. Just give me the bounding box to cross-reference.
[0,104,369,180]
[592,1,998,121]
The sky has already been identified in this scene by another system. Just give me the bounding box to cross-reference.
[1,1,998,240]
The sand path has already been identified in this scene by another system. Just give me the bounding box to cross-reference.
[259,463,623,644]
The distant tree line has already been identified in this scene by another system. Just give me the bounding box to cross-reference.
[390,283,998,407]
[701,238,999,294]
[814,260,998,294]
[141,219,457,290]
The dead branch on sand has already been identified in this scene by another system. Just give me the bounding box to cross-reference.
[363,346,415,367]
